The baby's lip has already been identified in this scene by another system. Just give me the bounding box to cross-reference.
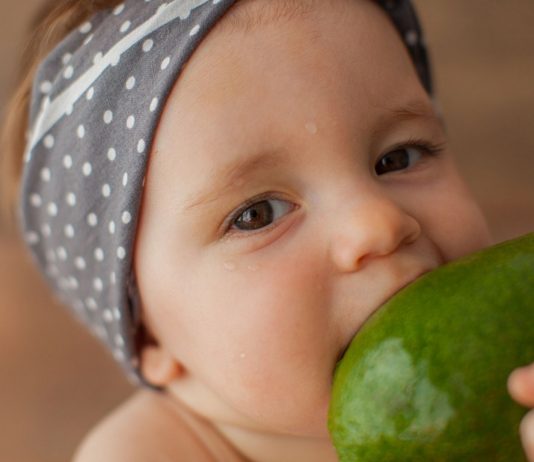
[336,268,433,363]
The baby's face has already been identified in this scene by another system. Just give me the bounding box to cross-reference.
[134,0,493,438]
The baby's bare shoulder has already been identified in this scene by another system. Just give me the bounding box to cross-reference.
[71,389,210,462]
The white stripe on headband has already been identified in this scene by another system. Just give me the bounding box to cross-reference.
[25,0,210,162]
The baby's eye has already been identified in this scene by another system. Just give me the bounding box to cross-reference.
[375,140,443,176]
[226,197,296,234]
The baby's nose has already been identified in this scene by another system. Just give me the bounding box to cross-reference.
[328,195,421,272]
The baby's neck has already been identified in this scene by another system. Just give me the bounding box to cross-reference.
[162,384,338,462]
[214,421,339,462]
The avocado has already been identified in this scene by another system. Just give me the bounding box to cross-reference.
[328,232,534,461]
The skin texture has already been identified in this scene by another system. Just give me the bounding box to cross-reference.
[72,0,531,460]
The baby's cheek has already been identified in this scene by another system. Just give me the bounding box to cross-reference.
[211,257,333,434]
[420,174,494,261]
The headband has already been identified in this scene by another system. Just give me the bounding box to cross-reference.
[19,0,434,388]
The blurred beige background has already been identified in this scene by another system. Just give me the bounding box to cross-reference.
[1,1,533,461]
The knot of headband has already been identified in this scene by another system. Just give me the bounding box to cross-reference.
[19,0,433,387]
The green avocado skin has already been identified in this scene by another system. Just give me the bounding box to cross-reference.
[328,233,534,462]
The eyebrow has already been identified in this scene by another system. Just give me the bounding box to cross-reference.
[183,100,442,211]
[372,99,444,138]
[183,149,288,211]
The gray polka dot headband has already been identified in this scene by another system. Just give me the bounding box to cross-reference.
[19,0,434,388]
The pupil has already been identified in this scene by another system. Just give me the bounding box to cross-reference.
[237,201,273,230]
[376,149,409,174]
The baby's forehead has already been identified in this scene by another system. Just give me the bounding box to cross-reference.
[217,0,352,34]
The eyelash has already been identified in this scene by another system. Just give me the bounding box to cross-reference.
[376,137,445,175]
[223,138,445,236]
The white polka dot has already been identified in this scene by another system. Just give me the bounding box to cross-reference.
[83,34,94,46]
[77,124,86,138]
[86,297,98,311]
[126,115,135,129]
[102,184,111,197]
[47,202,58,216]
[103,110,113,124]
[68,276,79,290]
[94,247,104,261]
[64,224,75,238]
[103,309,113,323]
[113,3,125,15]
[113,306,121,319]
[149,97,159,112]
[66,192,76,206]
[405,30,419,46]
[63,155,73,169]
[30,194,42,207]
[95,325,108,341]
[117,246,126,259]
[122,211,132,224]
[109,221,116,234]
[213,0,222,3]
[93,277,104,291]
[122,172,128,186]
[40,167,51,182]
[75,257,87,270]
[93,52,103,64]
[57,246,68,261]
[125,76,136,90]
[82,162,92,176]
[190,24,200,36]
[64,65,74,79]
[120,20,131,33]
[113,349,125,362]
[26,231,40,245]
[87,213,98,227]
[137,139,146,153]
[41,224,51,237]
[117,247,126,260]
[62,53,72,65]
[44,135,54,149]
[107,148,117,161]
[86,87,95,100]
[79,21,92,34]
[161,56,170,70]
[142,38,154,52]
[115,334,125,347]
[110,273,117,286]
[40,81,52,94]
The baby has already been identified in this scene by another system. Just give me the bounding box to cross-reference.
[2,0,533,460]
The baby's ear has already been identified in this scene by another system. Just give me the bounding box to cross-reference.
[137,322,184,386]
[140,343,184,387]
[136,314,184,386]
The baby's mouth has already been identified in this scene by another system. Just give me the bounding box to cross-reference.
[336,268,433,364]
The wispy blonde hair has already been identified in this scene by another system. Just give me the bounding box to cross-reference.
[0,0,123,230]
